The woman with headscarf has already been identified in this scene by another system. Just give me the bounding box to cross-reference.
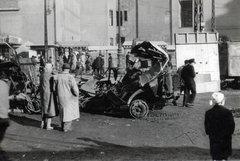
[40,63,58,130]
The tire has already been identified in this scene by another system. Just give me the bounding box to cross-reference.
[129,99,149,119]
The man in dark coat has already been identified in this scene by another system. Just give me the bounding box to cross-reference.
[95,53,104,75]
[181,58,196,107]
[204,92,235,160]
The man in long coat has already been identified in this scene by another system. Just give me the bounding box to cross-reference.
[40,63,58,130]
[54,63,79,132]
[204,92,235,160]
[95,53,104,75]
[181,58,196,107]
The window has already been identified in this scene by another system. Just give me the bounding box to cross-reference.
[0,0,19,11]
[180,0,192,27]
[110,38,114,46]
[124,10,128,21]
[116,11,123,26]
[109,10,113,26]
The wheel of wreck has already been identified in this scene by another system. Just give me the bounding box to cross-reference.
[129,99,149,119]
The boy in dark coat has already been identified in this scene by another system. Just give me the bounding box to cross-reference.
[204,92,235,161]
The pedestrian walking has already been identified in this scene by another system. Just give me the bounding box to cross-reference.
[204,92,235,161]
[181,58,197,107]
[40,63,58,130]
[0,78,11,161]
[54,63,80,132]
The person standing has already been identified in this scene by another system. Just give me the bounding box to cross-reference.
[75,57,82,78]
[69,52,77,73]
[0,78,11,160]
[95,53,104,75]
[39,55,46,73]
[126,52,130,71]
[54,63,80,132]
[204,92,235,161]
[177,59,189,106]
[85,52,92,74]
[40,63,58,130]
[108,53,113,78]
[80,52,86,74]
[181,58,196,107]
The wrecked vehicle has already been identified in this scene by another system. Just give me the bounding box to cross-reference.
[79,41,173,119]
[0,59,40,114]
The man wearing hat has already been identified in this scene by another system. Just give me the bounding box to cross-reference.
[54,63,80,132]
[181,58,197,107]
[95,53,104,75]
[204,92,235,161]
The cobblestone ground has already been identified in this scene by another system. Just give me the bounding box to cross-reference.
[1,89,240,161]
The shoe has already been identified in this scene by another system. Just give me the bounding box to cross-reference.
[46,126,54,130]
[63,129,69,132]
[186,103,194,107]
[63,128,72,132]
[40,121,45,129]
[172,101,177,106]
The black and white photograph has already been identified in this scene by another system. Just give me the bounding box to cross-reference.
[0,0,240,160]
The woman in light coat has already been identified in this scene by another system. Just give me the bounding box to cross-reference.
[40,63,58,130]
[54,63,79,132]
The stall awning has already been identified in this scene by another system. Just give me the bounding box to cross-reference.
[57,41,89,47]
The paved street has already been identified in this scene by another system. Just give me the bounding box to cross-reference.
[1,87,240,161]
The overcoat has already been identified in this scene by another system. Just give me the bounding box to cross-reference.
[204,104,235,158]
[70,54,77,71]
[181,64,196,87]
[40,71,58,117]
[54,72,79,122]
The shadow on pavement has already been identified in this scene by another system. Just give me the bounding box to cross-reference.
[9,113,40,128]
[8,113,58,129]
[3,137,240,161]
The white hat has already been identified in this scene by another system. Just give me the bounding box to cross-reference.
[209,92,225,105]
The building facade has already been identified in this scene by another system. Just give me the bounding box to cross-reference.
[80,0,117,46]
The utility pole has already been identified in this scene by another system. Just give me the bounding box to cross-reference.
[136,0,138,38]
[117,0,124,73]
[211,0,216,32]
[53,0,57,44]
[44,0,48,59]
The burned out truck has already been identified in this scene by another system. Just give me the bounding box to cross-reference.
[79,41,179,119]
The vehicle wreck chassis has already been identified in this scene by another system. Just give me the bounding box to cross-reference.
[78,41,180,119]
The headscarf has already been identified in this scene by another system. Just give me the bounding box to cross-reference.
[44,63,53,73]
